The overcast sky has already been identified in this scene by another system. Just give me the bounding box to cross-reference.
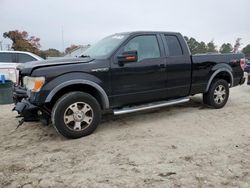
[0,0,249,51]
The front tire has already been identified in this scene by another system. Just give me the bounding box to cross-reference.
[52,92,101,139]
[203,79,229,109]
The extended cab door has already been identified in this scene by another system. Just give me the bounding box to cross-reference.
[110,34,167,107]
[161,34,192,98]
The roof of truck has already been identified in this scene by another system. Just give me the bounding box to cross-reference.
[117,31,181,35]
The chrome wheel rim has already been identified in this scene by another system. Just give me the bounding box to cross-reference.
[64,102,93,131]
[213,85,226,104]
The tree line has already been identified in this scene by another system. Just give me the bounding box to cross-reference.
[2,30,250,58]
[2,30,81,59]
[184,36,248,55]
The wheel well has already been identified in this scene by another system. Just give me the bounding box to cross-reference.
[47,84,104,110]
[214,71,232,85]
[206,70,233,92]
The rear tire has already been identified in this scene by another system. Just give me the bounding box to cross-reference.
[203,79,229,109]
[52,92,101,139]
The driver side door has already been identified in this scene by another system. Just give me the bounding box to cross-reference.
[110,34,167,107]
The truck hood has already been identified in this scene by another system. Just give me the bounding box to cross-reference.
[18,57,94,75]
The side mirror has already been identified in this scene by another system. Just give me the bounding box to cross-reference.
[117,50,138,66]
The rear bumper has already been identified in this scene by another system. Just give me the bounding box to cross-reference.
[240,77,246,85]
[245,64,250,85]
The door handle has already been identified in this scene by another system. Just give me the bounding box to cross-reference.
[158,64,166,71]
[159,64,166,70]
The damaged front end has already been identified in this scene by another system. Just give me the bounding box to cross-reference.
[13,73,50,127]
[13,86,39,122]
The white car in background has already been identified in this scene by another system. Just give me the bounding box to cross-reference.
[0,51,43,83]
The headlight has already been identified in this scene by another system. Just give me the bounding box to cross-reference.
[23,76,45,92]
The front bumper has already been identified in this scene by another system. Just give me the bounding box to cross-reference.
[14,99,39,121]
[13,86,28,103]
[13,85,39,121]
[15,99,37,114]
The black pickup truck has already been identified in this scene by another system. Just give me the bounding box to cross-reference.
[14,31,246,138]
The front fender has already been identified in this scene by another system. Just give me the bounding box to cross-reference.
[30,72,109,109]
[45,79,109,109]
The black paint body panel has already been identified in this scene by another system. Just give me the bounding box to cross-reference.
[17,31,245,110]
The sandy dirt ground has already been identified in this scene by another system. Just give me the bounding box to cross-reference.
[0,84,250,188]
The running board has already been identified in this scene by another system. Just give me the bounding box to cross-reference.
[113,97,190,115]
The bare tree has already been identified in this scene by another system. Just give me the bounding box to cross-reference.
[233,38,242,53]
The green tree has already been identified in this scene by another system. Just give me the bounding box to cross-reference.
[219,43,233,53]
[197,42,208,53]
[184,37,200,54]
[3,30,41,55]
[207,40,217,53]
[242,44,250,58]
[184,36,208,54]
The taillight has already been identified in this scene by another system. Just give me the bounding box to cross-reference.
[240,58,246,71]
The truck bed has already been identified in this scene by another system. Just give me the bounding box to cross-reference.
[190,53,244,94]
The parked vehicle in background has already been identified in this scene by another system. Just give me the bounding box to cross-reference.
[14,31,246,139]
[245,59,250,85]
[0,51,43,83]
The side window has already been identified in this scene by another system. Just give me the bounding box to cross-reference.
[18,54,36,63]
[0,53,14,63]
[165,35,183,56]
[123,35,160,61]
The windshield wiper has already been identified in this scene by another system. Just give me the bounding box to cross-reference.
[79,54,90,58]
